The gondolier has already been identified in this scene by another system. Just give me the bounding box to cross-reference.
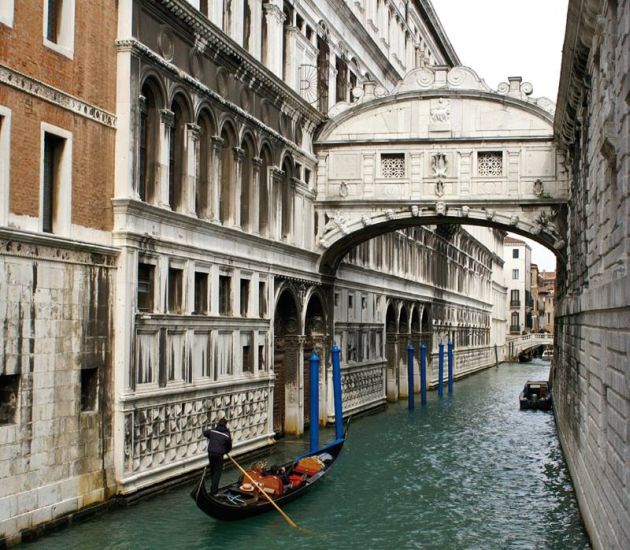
[203,417,232,494]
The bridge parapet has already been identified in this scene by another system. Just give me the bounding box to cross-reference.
[505,333,554,357]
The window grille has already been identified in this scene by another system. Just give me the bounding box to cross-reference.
[477,151,503,176]
[381,153,405,178]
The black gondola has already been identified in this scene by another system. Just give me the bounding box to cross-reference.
[191,436,345,521]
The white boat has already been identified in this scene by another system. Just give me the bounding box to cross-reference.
[541,349,553,361]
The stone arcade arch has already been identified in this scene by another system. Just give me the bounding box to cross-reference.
[314,66,569,275]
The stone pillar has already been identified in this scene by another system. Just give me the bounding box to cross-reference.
[210,136,223,222]
[284,25,299,88]
[249,0,263,60]
[208,0,222,28]
[262,3,285,78]
[233,146,244,229]
[251,156,262,234]
[184,123,200,216]
[158,108,174,209]
[229,0,244,46]
[328,63,338,110]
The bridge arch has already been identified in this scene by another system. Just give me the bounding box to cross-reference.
[314,65,569,275]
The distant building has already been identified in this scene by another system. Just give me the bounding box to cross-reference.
[504,236,532,334]
[539,271,556,334]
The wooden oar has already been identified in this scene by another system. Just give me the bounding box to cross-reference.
[227,454,299,529]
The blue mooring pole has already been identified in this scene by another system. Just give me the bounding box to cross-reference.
[447,340,454,395]
[407,343,415,410]
[420,343,427,405]
[309,351,320,452]
[438,341,444,398]
[331,343,344,441]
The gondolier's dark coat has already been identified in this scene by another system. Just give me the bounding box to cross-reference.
[203,423,232,456]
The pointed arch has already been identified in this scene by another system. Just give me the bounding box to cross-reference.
[168,93,191,212]
[138,76,164,204]
[240,131,256,232]
[258,142,272,237]
[219,119,238,224]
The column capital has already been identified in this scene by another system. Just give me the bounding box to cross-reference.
[186,123,201,139]
[233,146,246,161]
[160,108,175,127]
[270,167,285,180]
[138,94,147,113]
[252,156,263,169]
[211,135,224,150]
[262,3,285,22]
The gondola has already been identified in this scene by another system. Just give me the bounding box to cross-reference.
[192,436,346,521]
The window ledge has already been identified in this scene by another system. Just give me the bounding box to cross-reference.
[43,38,74,60]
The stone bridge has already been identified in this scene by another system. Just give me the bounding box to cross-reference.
[506,333,554,358]
[313,65,569,273]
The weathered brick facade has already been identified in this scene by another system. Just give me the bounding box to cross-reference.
[553,1,630,548]
[0,1,117,544]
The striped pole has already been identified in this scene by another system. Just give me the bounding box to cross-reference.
[309,351,320,452]
[331,343,344,441]
[407,343,415,410]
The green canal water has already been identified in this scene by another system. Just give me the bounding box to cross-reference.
[26,361,590,549]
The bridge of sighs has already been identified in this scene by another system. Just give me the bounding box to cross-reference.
[313,65,569,274]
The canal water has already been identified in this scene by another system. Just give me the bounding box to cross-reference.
[26,361,590,549]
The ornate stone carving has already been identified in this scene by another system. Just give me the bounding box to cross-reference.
[533,179,544,197]
[510,215,519,226]
[361,215,372,226]
[123,387,270,474]
[435,180,445,197]
[158,25,175,61]
[435,202,446,215]
[339,181,348,198]
[430,98,450,123]
[0,66,116,128]
[461,205,470,217]
[431,153,448,178]
[410,205,419,217]
[385,209,396,220]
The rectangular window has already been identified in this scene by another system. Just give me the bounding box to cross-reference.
[512,248,519,259]
[240,279,250,317]
[80,368,98,412]
[477,151,503,176]
[43,0,75,58]
[381,153,405,178]
[137,263,155,312]
[0,0,15,27]
[167,267,183,313]
[334,293,339,307]
[0,374,19,425]
[216,332,233,376]
[194,272,208,314]
[348,295,353,309]
[42,133,65,233]
[259,281,267,317]
[258,339,266,371]
[241,332,253,373]
[219,275,231,315]
[512,269,519,280]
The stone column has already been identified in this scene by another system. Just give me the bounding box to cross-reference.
[158,108,174,209]
[262,3,285,78]
[208,0,222,28]
[249,0,263,60]
[284,25,299,88]
[233,146,245,229]
[328,63,338,110]
[210,136,223,222]
[184,123,200,216]
[251,156,262,234]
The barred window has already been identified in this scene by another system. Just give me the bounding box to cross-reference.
[381,153,405,178]
[477,151,503,176]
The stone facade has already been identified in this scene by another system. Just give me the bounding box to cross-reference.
[553,0,630,548]
[504,237,532,334]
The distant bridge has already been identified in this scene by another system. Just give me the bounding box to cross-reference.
[505,333,554,359]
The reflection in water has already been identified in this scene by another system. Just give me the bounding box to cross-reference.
[25,360,590,549]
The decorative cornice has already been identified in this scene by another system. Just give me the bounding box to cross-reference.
[0,64,116,128]
[152,0,323,128]
[554,0,603,145]
[116,38,317,163]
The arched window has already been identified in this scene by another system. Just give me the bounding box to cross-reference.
[169,96,188,211]
[219,124,235,224]
[196,110,213,218]
[259,145,271,236]
[240,135,254,231]
[139,80,161,203]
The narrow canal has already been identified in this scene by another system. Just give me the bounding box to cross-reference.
[26,360,590,549]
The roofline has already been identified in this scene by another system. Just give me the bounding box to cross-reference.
[414,0,461,67]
